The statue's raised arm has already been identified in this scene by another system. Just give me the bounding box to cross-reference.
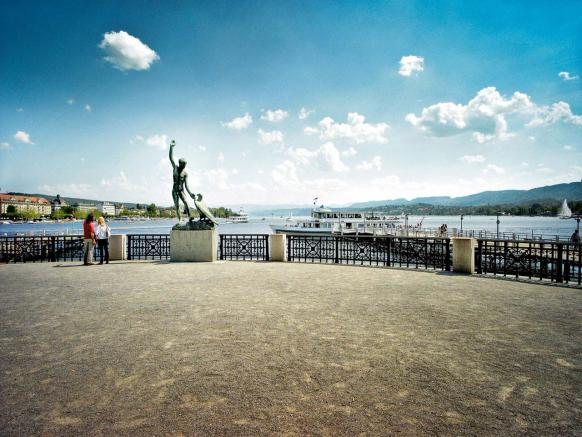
[169,140,177,168]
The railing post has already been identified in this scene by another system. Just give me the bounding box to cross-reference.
[50,236,56,262]
[219,235,224,260]
[287,235,292,261]
[265,235,270,261]
[386,237,391,267]
[445,239,451,271]
[556,243,563,283]
[476,240,482,274]
[127,235,132,260]
[334,237,339,264]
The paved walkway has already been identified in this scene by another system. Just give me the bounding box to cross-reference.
[0,261,580,435]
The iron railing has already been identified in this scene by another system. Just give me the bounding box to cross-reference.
[219,234,269,261]
[286,234,451,270]
[127,234,170,260]
[0,235,96,263]
[476,239,581,285]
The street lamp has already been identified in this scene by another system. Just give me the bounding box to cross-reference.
[496,212,502,239]
[460,214,465,234]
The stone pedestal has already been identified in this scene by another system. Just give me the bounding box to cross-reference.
[270,234,287,262]
[170,229,217,262]
[109,234,126,261]
[452,237,476,274]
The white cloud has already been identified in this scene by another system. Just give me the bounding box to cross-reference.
[16,108,24,112]
[521,162,529,167]
[257,129,284,145]
[563,145,575,151]
[356,156,382,171]
[341,147,357,157]
[460,154,486,163]
[399,55,424,77]
[483,164,505,175]
[298,107,315,120]
[221,112,253,130]
[272,160,300,186]
[198,145,207,152]
[67,99,75,105]
[406,87,534,143]
[0,142,10,150]
[305,112,389,144]
[232,168,239,175]
[217,152,225,162]
[536,166,553,174]
[559,71,579,81]
[288,142,349,172]
[261,109,289,122]
[84,104,92,112]
[137,134,168,150]
[14,130,34,144]
[99,30,159,71]
[526,101,582,127]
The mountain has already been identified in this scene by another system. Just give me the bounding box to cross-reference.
[349,182,582,208]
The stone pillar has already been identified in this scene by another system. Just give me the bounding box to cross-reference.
[109,234,126,261]
[452,237,476,274]
[170,229,217,262]
[270,234,287,262]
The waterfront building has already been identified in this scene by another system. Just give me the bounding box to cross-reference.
[99,201,116,216]
[0,193,52,216]
[115,204,125,216]
[74,202,98,213]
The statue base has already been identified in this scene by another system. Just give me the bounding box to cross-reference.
[172,219,215,231]
[170,228,217,262]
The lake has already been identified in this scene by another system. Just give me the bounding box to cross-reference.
[0,215,578,239]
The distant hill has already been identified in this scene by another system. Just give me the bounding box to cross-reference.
[6,192,139,209]
[349,182,582,209]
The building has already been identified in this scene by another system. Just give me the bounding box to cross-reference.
[115,204,125,216]
[0,193,52,216]
[74,203,98,213]
[99,201,116,216]
[50,194,68,213]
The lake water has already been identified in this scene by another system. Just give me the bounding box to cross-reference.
[0,215,578,239]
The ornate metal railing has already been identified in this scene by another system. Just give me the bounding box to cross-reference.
[219,234,269,261]
[127,234,170,260]
[0,235,95,263]
[286,234,451,270]
[476,239,581,285]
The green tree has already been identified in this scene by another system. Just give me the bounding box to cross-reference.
[146,203,158,217]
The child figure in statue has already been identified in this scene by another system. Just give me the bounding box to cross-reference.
[169,140,192,221]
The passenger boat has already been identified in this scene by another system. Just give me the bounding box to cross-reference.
[279,205,403,235]
[230,209,249,223]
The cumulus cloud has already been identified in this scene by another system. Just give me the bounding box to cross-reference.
[261,109,289,122]
[217,152,225,162]
[16,108,24,112]
[221,113,253,130]
[257,129,284,145]
[526,101,582,127]
[460,154,486,163]
[559,71,579,81]
[271,160,300,186]
[84,104,92,112]
[198,145,207,152]
[67,98,75,105]
[483,164,505,175]
[406,87,536,143]
[305,112,389,144]
[399,55,424,77]
[0,142,10,150]
[14,130,34,144]
[288,142,349,172]
[99,30,159,71]
[563,145,575,151]
[356,156,382,171]
[137,134,168,150]
[341,147,357,157]
[298,107,315,120]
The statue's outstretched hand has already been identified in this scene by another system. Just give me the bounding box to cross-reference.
[196,194,203,202]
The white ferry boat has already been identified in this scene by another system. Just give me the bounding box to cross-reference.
[230,209,249,223]
[282,205,403,235]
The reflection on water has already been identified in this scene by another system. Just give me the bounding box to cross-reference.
[0,215,578,238]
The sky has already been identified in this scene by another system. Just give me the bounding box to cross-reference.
[1,0,581,207]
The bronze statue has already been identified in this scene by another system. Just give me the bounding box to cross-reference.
[169,140,218,228]
[169,140,192,221]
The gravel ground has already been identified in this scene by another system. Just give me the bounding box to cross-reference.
[0,261,580,436]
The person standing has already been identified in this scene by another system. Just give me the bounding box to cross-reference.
[571,229,580,244]
[95,216,111,264]
[83,214,96,265]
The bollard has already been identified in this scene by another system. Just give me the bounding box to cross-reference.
[452,237,476,274]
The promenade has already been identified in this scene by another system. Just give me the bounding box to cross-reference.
[0,261,580,435]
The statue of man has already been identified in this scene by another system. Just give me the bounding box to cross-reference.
[169,140,192,221]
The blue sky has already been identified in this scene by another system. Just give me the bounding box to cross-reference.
[1,0,581,206]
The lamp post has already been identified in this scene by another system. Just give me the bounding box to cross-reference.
[496,212,502,239]
[405,214,409,237]
[460,214,464,234]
